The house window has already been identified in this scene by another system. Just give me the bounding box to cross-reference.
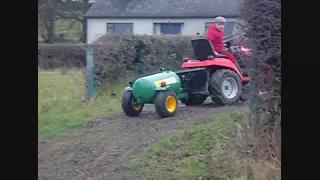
[107,23,133,34]
[205,22,235,37]
[160,23,183,34]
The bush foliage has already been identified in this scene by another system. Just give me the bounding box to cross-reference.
[92,34,195,85]
[38,43,86,69]
[237,0,281,168]
[38,35,197,86]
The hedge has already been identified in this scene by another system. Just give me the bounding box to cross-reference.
[38,34,198,86]
[92,34,197,85]
[38,43,86,70]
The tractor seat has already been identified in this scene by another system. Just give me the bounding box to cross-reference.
[214,51,227,58]
[191,38,228,60]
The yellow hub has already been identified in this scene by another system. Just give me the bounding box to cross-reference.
[133,104,142,111]
[165,95,177,112]
[132,100,142,111]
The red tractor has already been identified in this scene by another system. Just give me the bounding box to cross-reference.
[177,35,252,106]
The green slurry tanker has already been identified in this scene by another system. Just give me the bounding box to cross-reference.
[122,68,188,118]
[122,37,252,118]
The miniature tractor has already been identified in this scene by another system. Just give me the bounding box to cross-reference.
[122,36,251,118]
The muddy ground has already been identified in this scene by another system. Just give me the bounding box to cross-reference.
[38,102,246,180]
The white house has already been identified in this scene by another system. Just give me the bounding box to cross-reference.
[84,0,240,44]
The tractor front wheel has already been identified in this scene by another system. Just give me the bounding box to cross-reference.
[154,90,178,118]
[122,91,144,117]
[209,69,242,106]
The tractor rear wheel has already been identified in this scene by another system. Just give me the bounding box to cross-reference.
[180,95,207,106]
[154,90,178,118]
[209,69,242,106]
[121,91,144,117]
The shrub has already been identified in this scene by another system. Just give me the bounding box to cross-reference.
[91,34,196,86]
[38,35,199,87]
[38,43,86,70]
[237,0,281,167]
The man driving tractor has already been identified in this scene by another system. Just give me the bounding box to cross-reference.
[206,16,241,69]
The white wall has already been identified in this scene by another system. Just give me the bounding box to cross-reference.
[87,18,237,44]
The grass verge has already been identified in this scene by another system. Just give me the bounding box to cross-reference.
[117,109,280,180]
[116,110,246,180]
[38,69,126,138]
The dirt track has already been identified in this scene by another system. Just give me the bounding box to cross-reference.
[38,102,246,180]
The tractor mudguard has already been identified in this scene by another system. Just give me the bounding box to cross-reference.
[181,58,250,82]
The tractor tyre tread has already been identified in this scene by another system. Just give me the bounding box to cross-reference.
[209,69,242,106]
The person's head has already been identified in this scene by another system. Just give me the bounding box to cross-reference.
[212,16,227,31]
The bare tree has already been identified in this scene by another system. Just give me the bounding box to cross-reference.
[38,0,93,43]
[55,0,92,42]
[38,0,57,43]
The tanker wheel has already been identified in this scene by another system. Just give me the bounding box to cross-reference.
[180,95,207,106]
[121,91,144,117]
[154,90,178,118]
[209,69,242,106]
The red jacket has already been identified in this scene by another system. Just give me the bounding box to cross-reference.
[206,24,224,53]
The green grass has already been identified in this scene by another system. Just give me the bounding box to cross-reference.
[38,69,126,138]
[121,110,248,180]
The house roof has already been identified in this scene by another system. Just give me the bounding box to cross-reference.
[84,0,239,18]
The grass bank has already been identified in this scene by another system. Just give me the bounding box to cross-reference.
[116,109,280,180]
[38,69,126,138]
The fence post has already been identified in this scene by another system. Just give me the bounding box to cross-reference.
[86,46,95,101]
[249,77,256,111]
